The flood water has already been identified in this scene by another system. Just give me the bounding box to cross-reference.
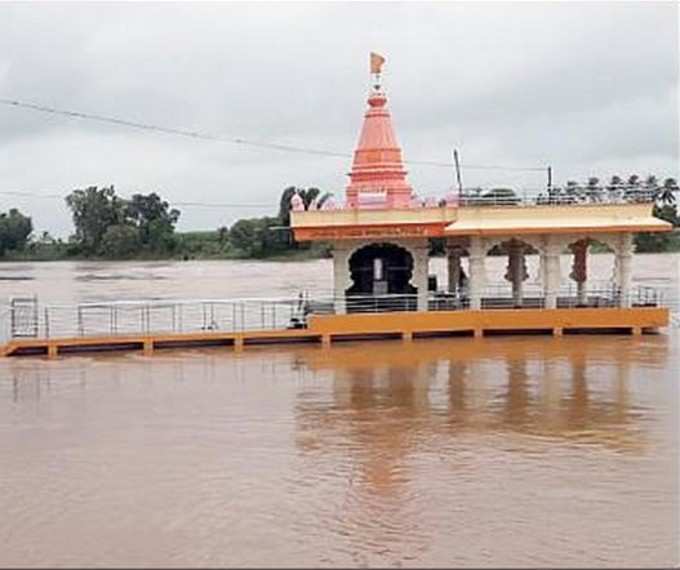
[0,254,678,568]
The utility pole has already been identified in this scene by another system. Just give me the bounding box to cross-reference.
[453,149,463,201]
[547,165,553,194]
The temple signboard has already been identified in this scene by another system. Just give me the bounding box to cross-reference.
[294,223,447,241]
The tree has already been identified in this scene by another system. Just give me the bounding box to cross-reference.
[657,177,678,206]
[624,174,641,202]
[482,188,519,205]
[643,175,659,202]
[65,186,181,257]
[634,204,679,252]
[586,177,603,202]
[607,175,623,202]
[229,219,260,256]
[100,224,141,258]
[0,208,33,256]
[125,192,180,251]
[278,186,333,227]
[65,186,124,254]
[229,217,287,257]
[278,186,298,226]
[564,180,582,203]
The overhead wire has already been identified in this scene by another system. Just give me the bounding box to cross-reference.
[0,190,272,208]
[0,97,547,172]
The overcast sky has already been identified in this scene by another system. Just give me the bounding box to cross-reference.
[0,1,678,237]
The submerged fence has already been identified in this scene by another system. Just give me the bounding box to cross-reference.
[0,283,672,344]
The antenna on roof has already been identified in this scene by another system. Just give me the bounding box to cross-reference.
[453,149,464,200]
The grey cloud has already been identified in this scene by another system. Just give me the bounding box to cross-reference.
[0,2,677,237]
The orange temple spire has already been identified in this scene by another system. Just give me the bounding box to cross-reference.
[345,54,414,209]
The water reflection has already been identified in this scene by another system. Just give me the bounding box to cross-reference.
[287,336,672,565]
[294,337,667,473]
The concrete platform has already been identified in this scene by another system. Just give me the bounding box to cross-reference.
[0,306,669,358]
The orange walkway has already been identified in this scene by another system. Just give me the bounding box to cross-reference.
[0,307,668,358]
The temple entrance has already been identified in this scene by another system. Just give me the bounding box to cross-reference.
[346,243,417,312]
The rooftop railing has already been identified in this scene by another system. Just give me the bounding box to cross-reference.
[0,284,671,345]
[456,186,660,208]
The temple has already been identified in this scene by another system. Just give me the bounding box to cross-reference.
[0,55,673,359]
[290,54,672,335]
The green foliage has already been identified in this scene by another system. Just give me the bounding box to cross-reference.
[0,208,33,256]
[126,192,180,251]
[100,224,141,258]
[278,186,298,227]
[655,177,678,206]
[65,186,124,254]
[175,231,230,259]
[483,187,519,205]
[229,216,289,257]
[277,186,333,226]
[65,186,180,257]
[634,203,680,252]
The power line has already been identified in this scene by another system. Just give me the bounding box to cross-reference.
[0,190,271,208]
[0,97,546,172]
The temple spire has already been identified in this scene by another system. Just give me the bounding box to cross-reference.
[346,54,413,209]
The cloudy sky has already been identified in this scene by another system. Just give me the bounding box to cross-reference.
[0,1,678,237]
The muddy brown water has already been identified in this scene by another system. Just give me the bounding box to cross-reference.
[0,254,678,568]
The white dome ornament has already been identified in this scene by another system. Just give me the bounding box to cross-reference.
[322,197,337,210]
[445,191,458,206]
[291,193,304,211]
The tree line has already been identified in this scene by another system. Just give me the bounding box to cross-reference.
[0,185,332,260]
[0,176,678,261]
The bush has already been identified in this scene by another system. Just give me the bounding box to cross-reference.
[100,224,141,258]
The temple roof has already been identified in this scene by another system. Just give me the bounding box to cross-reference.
[443,203,673,236]
[290,203,672,241]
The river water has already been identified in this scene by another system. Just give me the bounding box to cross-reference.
[0,255,678,568]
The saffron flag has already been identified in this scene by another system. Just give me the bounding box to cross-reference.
[370,52,385,74]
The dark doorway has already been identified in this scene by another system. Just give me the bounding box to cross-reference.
[346,243,417,312]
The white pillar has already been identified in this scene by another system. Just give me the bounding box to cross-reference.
[616,233,634,308]
[332,243,352,314]
[544,237,562,309]
[468,237,486,310]
[413,243,430,312]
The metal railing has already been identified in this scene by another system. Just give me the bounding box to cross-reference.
[457,187,659,208]
[0,285,670,344]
